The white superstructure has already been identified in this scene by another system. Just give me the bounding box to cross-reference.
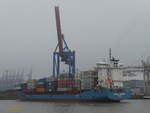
[96,49,124,88]
[96,60,124,88]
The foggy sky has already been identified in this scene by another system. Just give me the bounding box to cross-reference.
[1,0,150,77]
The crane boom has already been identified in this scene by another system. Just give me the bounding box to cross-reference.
[55,6,64,58]
[53,6,76,77]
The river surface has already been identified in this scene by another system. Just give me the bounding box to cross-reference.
[0,100,149,113]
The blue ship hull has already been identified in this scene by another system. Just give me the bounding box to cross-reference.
[17,88,131,102]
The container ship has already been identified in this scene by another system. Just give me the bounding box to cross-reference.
[16,49,131,102]
[16,87,130,102]
[16,58,131,102]
[16,6,131,102]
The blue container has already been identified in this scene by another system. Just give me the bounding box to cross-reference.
[20,83,27,89]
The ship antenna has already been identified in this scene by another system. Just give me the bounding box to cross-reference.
[109,48,112,62]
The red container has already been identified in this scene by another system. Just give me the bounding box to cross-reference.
[23,89,32,93]
[36,88,45,92]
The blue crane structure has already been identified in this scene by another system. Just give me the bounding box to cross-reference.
[53,6,75,78]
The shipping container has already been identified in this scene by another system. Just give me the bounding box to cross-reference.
[20,83,27,89]
[36,81,47,88]
[46,87,57,92]
[45,81,58,92]
[36,87,45,92]
[27,80,37,89]
[81,78,95,89]
[23,89,32,93]
[57,88,72,91]
[74,79,81,89]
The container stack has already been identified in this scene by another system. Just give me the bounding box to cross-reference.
[27,79,37,90]
[81,77,95,90]
[74,79,81,90]
[20,83,27,90]
[17,76,83,92]
[35,78,47,93]
[57,80,73,91]
[46,81,57,92]
[36,87,45,93]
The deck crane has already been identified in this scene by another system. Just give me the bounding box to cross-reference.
[53,6,75,78]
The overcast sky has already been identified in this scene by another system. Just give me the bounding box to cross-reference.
[1,0,150,77]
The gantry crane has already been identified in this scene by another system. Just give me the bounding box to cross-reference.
[53,6,75,78]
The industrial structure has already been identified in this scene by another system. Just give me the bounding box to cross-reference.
[0,70,32,91]
[123,57,150,96]
[53,6,75,78]
[142,58,150,95]
[79,69,98,89]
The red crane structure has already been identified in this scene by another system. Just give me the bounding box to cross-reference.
[53,6,75,78]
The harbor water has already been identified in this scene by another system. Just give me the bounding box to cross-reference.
[0,100,149,113]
